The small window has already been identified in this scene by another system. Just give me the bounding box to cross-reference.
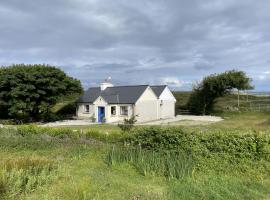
[120,106,128,115]
[111,106,116,115]
[84,105,90,113]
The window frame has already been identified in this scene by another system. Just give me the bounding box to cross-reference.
[111,106,116,116]
[120,106,128,116]
[84,105,90,113]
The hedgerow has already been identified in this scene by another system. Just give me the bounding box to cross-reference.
[124,127,270,160]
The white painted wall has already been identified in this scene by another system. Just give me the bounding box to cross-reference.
[77,103,95,118]
[135,87,159,122]
[157,87,176,119]
[77,86,176,123]
[159,100,175,118]
[77,100,134,123]
[105,104,134,123]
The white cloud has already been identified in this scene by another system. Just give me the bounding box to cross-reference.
[160,77,191,88]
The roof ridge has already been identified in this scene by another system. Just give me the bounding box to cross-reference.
[150,85,167,87]
[107,85,149,88]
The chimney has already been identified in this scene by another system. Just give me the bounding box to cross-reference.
[100,77,113,91]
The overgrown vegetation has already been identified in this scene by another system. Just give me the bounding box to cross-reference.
[125,127,270,157]
[0,156,56,199]
[0,112,270,199]
[118,116,137,132]
[187,70,253,115]
[107,146,193,180]
[0,64,82,122]
[173,91,270,116]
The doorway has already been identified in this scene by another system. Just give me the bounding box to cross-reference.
[98,107,105,123]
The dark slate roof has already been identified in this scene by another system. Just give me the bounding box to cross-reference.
[150,85,167,97]
[77,85,150,104]
[77,87,101,103]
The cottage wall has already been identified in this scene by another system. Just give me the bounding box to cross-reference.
[134,87,159,122]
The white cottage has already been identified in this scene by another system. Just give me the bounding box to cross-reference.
[76,81,176,123]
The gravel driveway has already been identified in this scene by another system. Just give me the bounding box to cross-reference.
[137,115,223,125]
[40,115,223,127]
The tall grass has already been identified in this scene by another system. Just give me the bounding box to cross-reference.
[107,146,193,180]
[0,157,57,199]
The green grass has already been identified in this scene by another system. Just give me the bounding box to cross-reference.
[173,91,270,114]
[208,111,270,131]
[0,123,270,199]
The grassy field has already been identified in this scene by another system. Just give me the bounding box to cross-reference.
[173,92,270,113]
[1,93,270,199]
[0,111,270,200]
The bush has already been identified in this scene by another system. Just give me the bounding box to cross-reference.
[124,127,270,160]
[85,129,122,142]
[56,103,77,118]
[40,111,62,122]
[16,125,76,138]
[118,116,137,132]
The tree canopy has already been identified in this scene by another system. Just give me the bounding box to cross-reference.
[0,64,82,121]
[187,70,253,115]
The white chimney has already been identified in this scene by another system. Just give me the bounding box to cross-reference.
[100,77,113,91]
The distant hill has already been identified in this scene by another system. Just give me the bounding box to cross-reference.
[173,91,270,114]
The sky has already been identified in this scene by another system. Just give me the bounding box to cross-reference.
[0,0,270,91]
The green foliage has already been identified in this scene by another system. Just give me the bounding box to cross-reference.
[107,146,193,180]
[187,70,253,115]
[0,157,56,198]
[55,102,77,119]
[16,125,75,137]
[118,116,137,132]
[0,64,82,121]
[85,129,122,142]
[125,127,270,160]
[0,124,270,199]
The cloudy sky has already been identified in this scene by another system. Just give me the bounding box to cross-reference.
[0,0,270,91]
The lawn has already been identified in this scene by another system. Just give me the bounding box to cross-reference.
[0,112,270,200]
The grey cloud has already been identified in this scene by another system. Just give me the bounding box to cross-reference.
[0,0,270,90]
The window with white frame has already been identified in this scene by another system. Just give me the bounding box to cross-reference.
[120,106,128,115]
[111,106,116,116]
[84,105,90,113]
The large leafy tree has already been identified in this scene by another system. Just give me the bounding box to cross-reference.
[187,70,253,115]
[0,64,82,121]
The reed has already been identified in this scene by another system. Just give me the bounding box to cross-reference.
[107,146,193,180]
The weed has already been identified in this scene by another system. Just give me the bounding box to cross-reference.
[0,156,57,198]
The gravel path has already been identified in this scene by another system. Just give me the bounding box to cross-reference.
[138,115,223,125]
[40,120,97,127]
[40,115,223,127]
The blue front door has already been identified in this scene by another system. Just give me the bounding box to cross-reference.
[98,107,105,123]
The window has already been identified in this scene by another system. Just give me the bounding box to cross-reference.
[84,105,90,113]
[120,106,128,115]
[111,106,116,115]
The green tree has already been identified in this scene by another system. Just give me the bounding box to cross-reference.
[187,70,253,115]
[0,64,82,121]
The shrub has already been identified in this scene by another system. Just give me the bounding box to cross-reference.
[16,125,75,138]
[85,129,122,142]
[40,111,62,122]
[118,116,137,132]
[56,102,77,119]
[124,127,270,160]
